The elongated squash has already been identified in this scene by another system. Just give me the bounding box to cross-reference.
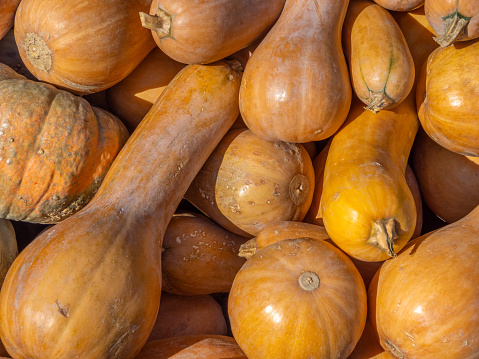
[343,0,414,113]
[0,62,241,358]
[321,94,418,262]
[372,0,424,11]
[239,0,351,143]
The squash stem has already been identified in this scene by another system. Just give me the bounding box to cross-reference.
[434,13,470,47]
[365,92,395,114]
[299,271,320,291]
[238,238,257,259]
[139,9,172,39]
[367,218,398,258]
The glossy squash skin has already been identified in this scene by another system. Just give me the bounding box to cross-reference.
[147,293,227,341]
[321,94,419,262]
[371,205,479,359]
[0,63,241,359]
[229,237,367,358]
[343,0,415,113]
[425,0,479,47]
[14,0,155,94]
[371,0,423,11]
[140,0,285,65]
[184,129,315,237]
[0,0,20,41]
[416,39,479,157]
[0,63,129,224]
[161,212,248,296]
[105,48,185,132]
[412,129,479,223]
[239,0,352,143]
[135,335,247,359]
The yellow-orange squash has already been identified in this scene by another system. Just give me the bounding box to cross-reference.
[140,0,285,65]
[0,62,241,358]
[370,205,479,358]
[0,63,129,223]
[425,0,479,47]
[343,0,415,113]
[321,94,418,262]
[14,0,155,94]
[416,39,479,156]
[184,129,315,237]
[239,0,352,143]
[0,0,20,41]
[228,237,367,358]
[371,0,424,11]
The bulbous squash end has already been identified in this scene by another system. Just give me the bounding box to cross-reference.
[367,218,398,258]
[433,13,471,47]
[22,33,52,73]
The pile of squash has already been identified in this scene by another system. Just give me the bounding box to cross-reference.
[0,0,478,358]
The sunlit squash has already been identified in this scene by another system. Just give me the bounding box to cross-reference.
[0,63,129,224]
[229,237,367,358]
[161,212,248,296]
[14,0,155,94]
[140,0,285,64]
[425,0,479,47]
[184,128,315,237]
[416,39,479,156]
[239,0,351,143]
[0,62,241,358]
[321,94,419,262]
[343,0,415,113]
[0,0,20,41]
[370,205,479,358]
[371,0,424,11]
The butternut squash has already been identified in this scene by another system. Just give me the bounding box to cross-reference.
[0,62,241,358]
[371,0,424,11]
[425,0,479,47]
[321,94,418,262]
[239,0,351,143]
[343,0,415,113]
[140,0,285,64]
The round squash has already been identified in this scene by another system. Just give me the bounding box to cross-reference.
[238,0,352,143]
[140,0,285,65]
[370,206,479,358]
[0,63,129,223]
[0,62,241,358]
[14,0,156,94]
[184,128,315,237]
[228,237,367,359]
[425,0,479,47]
[0,0,20,41]
[416,39,479,157]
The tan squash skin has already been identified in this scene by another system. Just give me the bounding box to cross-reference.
[0,63,129,224]
[184,129,315,237]
[229,237,367,358]
[425,0,479,47]
[161,213,248,296]
[14,0,155,94]
[147,293,227,341]
[370,205,479,359]
[140,0,285,65]
[321,94,418,262]
[0,0,20,41]
[412,129,479,223]
[416,40,479,157]
[135,335,247,359]
[371,0,423,11]
[0,63,241,359]
[239,0,352,143]
[343,1,415,113]
[105,48,186,132]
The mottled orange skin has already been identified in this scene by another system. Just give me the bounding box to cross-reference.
[0,63,129,224]
[370,206,479,358]
[371,0,423,11]
[229,238,367,359]
[416,40,479,156]
[135,335,247,359]
[0,63,241,359]
[161,213,248,296]
[0,0,20,41]
[14,0,155,94]
[239,0,352,143]
[412,129,479,223]
[106,48,185,132]
[147,293,227,342]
